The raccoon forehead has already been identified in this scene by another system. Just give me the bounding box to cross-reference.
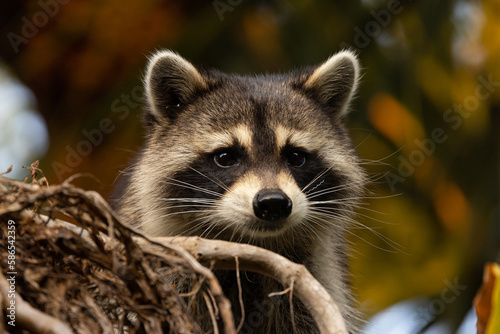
[192,124,253,152]
[274,125,328,151]
[190,123,330,154]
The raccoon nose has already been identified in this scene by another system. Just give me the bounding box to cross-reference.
[253,189,292,221]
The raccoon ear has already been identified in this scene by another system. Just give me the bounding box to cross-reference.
[144,50,208,121]
[303,50,360,120]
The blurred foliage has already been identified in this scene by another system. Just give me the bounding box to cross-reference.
[1,0,499,331]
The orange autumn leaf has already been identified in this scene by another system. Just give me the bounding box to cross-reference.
[474,263,500,334]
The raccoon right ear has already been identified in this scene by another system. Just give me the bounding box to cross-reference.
[302,50,360,121]
[144,50,208,121]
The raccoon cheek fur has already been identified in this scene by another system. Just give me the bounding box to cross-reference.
[115,49,366,333]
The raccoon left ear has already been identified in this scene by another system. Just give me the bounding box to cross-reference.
[303,50,360,120]
[144,50,208,122]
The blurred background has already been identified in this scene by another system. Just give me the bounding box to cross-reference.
[0,0,499,332]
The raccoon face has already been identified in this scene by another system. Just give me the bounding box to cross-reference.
[135,50,365,242]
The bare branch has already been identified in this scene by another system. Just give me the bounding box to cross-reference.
[154,236,349,334]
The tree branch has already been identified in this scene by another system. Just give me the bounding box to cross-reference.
[153,236,349,334]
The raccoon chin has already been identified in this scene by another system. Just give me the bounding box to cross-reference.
[219,217,298,240]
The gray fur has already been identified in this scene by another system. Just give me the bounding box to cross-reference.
[116,50,366,333]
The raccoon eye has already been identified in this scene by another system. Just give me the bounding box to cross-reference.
[286,151,306,167]
[214,151,238,168]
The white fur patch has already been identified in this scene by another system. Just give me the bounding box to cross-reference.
[192,124,253,153]
[274,125,328,152]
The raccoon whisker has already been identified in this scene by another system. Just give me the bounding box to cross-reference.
[301,168,331,193]
[309,208,374,229]
[188,166,230,192]
[236,227,250,244]
[309,196,362,206]
[177,213,229,238]
[352,130,374,150]
[310,191,390,204]
[227,223,245,243]
[208,225,229,240]
[342,205,395,223]
[206,214,247,240]
[161,181,222,198]
[303,215,329,230]
[315,193,402,207]
[359,193,403,201]
[309,193,400,210]
[307,209,406,253]
[308,212,398,253]
[234,228,246,244]
[311,206,392,229]
[243,226,263,246]
[357,146,405,167]
[159,197,218,203]
[161,177,223,198]
[239,225,256,244]
[181,220,210,236]
[156,209,219,220]
[161,204,215,211]
[358,158,394,168]
[344,228,404,253]
[365,172,395,184]
[303,219,345,250]
[305,179,325,196]
[309,201,358,211]
[113,163,139,185]
[298,219,326,240]
[306,183,362,199]
[182,217,216,237]
[306,180,360,199]
[147,200,217,217]
[199,220,221,239]
[306,211,350,231]
[314,203,392,223]
[158,199,218,207]
[208,215,247,241]
[309,200,365,211]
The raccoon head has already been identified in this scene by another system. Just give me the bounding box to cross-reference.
[131,50,365,245]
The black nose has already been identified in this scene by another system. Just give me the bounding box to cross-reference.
[253,189,293,221]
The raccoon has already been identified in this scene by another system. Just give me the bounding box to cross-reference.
[116,50,366,333]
